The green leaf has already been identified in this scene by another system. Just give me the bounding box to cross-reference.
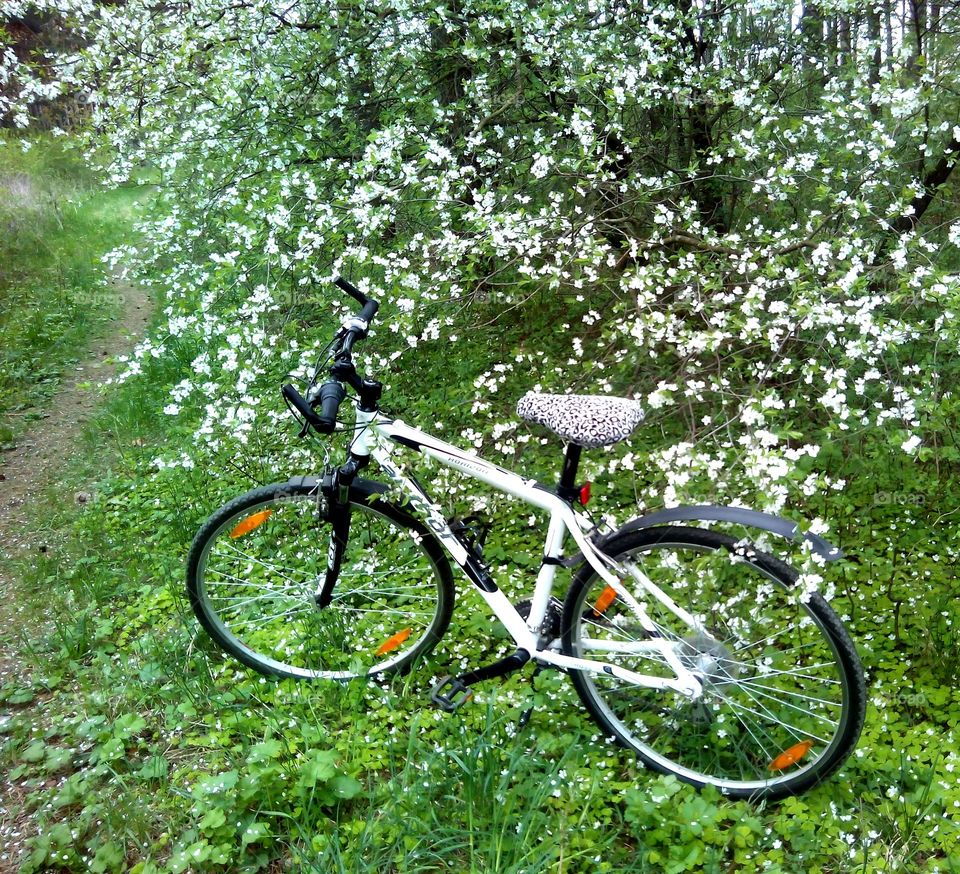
[193,770,239,798]
[240,821,271,846]
[113,713,146,738]
[300,749,337,785]
[43,746,73,773]
[247,738,284,763]
[92,736,125,763]
[5,687,35,705]
[329,774,362,800]
[208,845,233,865]
[20,740,46,762]
[168,841,211,873]
[137,754,168,780]
[90,841,125,873]
[199,807,227,833]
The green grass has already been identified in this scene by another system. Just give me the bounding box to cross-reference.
[0,134,146,444]
[2,289,959,873]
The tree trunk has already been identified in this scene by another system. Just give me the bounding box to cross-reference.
[868,6,882,116]
[838,14,851,63]
[906,0,926,75]
[889,135,960,236]
[802,2,826,68]
[930,1,940,73]
[884,0,894,62]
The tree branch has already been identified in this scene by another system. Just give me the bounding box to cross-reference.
[889,135,960,235]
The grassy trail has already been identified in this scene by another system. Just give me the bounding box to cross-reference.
[0,137,152,872]
[0,138,145,442]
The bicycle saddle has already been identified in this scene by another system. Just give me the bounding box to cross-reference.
[516,392,645,449]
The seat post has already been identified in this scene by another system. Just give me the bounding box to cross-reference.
[558,443,582,500]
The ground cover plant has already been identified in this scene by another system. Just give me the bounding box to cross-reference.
[2,0,960,871]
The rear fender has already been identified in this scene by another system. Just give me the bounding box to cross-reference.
[602,504,843,561]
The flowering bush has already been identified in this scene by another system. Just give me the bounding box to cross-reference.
[4,1,959,510]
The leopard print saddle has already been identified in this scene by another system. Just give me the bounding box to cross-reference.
[516,392,645,449]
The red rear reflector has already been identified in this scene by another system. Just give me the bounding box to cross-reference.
[579,482,592,505]
[229,509,273,539]
[768,739,814,771]
[375,628,412,656]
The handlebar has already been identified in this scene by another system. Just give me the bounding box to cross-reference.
[314,380,346,431]
[335,276,380,324]
[282,276,381,436]
[283,383,325,431]
[332,276,378,360]
[335,276,379,339]
[282,380,346,435]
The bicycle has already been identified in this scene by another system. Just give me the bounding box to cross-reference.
[186,276,866,800]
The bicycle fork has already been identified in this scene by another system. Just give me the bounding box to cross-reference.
[313,453,369,608]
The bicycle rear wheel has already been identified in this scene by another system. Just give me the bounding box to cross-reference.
[561,526,865,800]
[187,481,454,680]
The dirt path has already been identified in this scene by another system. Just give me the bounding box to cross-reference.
[0,276,152,873]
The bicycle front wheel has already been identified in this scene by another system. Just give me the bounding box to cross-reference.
[561,526,865,800]
[187,481,455,680]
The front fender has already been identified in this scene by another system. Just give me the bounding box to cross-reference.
[610,504,843,561]
[285,474,392,504]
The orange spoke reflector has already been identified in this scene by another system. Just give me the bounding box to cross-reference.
[592,585,618,617]
[375,628,412,656]
[229,509,273,539]
[768,739,814,772]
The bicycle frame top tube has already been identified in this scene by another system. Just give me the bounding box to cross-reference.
[347,409,704,700]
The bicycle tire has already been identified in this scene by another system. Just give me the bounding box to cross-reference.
[560,525,865,800]
[187,480,455,680]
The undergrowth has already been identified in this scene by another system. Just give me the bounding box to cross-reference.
[1,291,959,873]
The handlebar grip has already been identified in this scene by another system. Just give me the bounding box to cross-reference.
[315,380,346,432]
[359,298,379,322]
[282,384,324,429]
[335,277,379,325]
[341,331,359,357]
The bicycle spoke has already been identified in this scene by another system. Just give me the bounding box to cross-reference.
[229,603,315,627]
[217,543,309,588]
[733,663,842,684]
[710,690,832,746]
[565,528,862,795]
[733,681,842,720]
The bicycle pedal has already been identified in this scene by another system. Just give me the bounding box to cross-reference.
[430,676,473,712]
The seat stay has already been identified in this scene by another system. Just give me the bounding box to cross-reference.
[559,508,700,687]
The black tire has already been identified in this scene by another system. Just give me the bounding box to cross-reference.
[561,526,865,800]
[186,480,455,680]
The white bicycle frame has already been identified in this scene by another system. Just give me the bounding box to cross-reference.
[348,408,704,699]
